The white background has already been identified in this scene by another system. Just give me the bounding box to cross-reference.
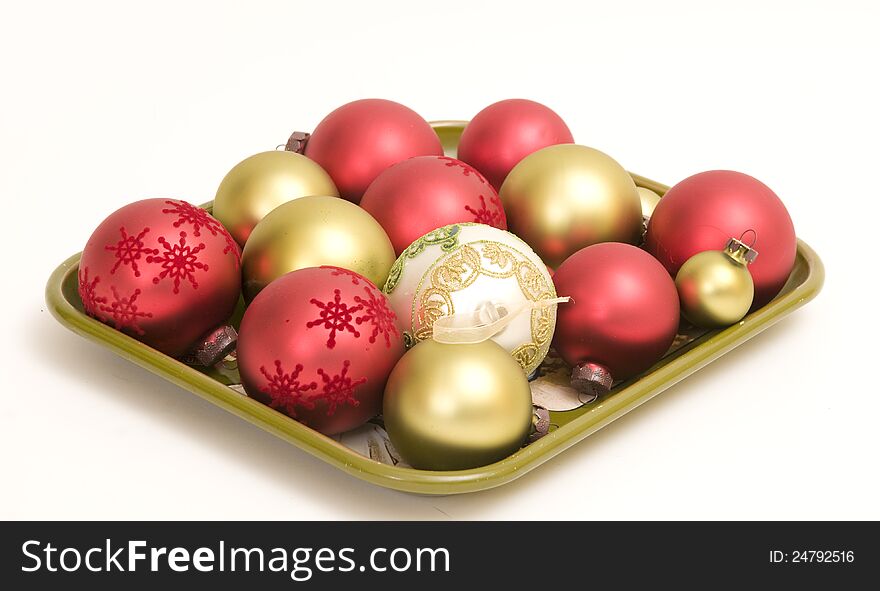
[2,0,878,519]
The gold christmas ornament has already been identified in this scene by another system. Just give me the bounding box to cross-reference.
[499,144,643,268]
[213,150,339,246]
[637,186,662,219]
[383,339,533,471]
[675,236,759,327]
[241,195,395,301]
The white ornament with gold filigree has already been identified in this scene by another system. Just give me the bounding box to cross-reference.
[382,223,559,375]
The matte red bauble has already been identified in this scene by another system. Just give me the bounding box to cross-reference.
[78,199,241,358]
[360,155,507,255]
[552,243,680,395]
[645,170,796,308]
[457,99,574,190]
[303,99,443,203]
[237,266,405,435]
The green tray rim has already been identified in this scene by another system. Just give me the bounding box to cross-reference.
[44,121,825,495]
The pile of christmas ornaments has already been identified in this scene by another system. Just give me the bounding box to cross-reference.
[78,98,796,471]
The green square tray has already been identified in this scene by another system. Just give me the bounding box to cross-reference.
[45,121,824,495]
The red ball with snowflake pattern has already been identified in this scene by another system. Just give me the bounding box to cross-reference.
[237,266,405,435]
[359,156,507,256]
[78,198,241,357]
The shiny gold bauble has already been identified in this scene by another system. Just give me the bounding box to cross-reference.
[637,186,662,219]
[241,195,395,301]
[499,144,642,267]
[383,339,533,471]
[675,246,755,327]
[213,150,339,246]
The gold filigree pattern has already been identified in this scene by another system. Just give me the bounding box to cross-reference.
[532,305,556,346]
[407,237,557,373]
[384,224,462,294]
[481,242,516,273]
[402,331,416,349]
[416,287,454,340]
[516,261,548,301]
[431,245,481,291]
[511,343,540,370]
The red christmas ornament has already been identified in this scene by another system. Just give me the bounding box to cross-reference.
[457,99,574,190]
[237,266,405,435]
[78,199,241,359]
[552,243,680,395]
[645,170,796,308]
[303,99,443,204]
[360,155,507,255]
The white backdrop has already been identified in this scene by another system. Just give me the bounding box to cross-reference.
[2,0,877,519]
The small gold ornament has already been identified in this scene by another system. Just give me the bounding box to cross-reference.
[675,235,759,327]
[637,186,662,219]
[383,339,533,471]
[499,144,643,267]
[213,150,339,246]
[241,195,395,301]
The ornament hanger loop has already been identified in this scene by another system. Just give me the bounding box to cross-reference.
[578,391,599,405]
[739,229,758,248]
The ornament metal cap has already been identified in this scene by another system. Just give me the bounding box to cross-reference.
[189,325,238,367]
[725,231,759,265]
[527,405,551,443]
[285,131,311,154]
[570,362,613,397]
